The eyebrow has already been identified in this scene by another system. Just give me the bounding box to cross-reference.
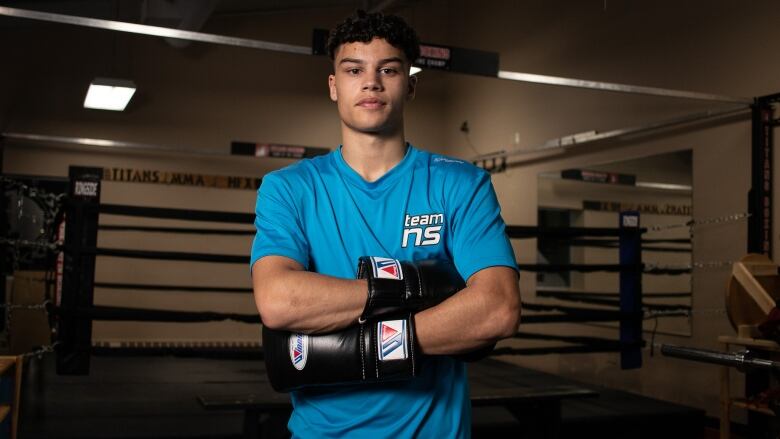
[339,57,405,65]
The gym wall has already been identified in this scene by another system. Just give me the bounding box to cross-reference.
[2,0,779,421]
[440,0,778,419]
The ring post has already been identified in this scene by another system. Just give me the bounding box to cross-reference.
[57,166,102,375]
[619,211,642,369]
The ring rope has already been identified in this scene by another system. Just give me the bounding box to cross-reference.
[94,282,252,294]
[99,225,254,235]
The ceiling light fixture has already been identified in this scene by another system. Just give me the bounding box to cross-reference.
[83,78,136,111]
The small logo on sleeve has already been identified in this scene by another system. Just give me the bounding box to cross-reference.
[371,257,403,280]
[289,333,308,370]
[402,213,443,248]
[377,319,408,361]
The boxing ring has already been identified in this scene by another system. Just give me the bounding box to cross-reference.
[46,166,701,372]
[3,164,731,438]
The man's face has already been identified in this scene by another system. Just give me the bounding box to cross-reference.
[328,38,416,136]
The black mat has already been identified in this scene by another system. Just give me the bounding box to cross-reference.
[18,354,704,439]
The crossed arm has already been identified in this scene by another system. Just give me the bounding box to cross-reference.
[252,255,521,355]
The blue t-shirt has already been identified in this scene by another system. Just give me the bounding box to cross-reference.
[250,144,517,439]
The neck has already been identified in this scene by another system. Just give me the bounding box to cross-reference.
[341,126,407,182]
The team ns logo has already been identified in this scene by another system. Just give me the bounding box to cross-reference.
[289,333,308,370]
[402,213,443,248]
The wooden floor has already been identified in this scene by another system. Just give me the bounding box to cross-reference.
[18,354,705,439]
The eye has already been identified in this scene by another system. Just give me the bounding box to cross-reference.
[380,68,398,75]
[346,68,361,75]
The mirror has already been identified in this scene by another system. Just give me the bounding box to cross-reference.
[536,150,692,336]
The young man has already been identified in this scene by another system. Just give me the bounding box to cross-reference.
[251,10,520,438]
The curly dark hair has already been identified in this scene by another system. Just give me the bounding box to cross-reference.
[327,10,420,64]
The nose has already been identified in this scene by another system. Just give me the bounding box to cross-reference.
[362,71,383,91]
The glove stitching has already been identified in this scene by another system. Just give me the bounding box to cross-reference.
[360,324,366,381]
[374,323,380,379]
[409,315,416,376]
[403,263,411,306]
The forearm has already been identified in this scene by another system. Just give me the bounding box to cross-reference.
[414,268,520,355]
[253,258,365,333]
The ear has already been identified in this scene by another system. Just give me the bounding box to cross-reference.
[328,74,338,102]
[407,73,417,100]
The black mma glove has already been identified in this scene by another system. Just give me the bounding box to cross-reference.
[356,257,495,363]
[357,257,465,322]
[263,313,418,392]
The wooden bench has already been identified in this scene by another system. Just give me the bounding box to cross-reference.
[0,356,23,439]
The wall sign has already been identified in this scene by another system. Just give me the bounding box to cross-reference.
[584,200,691,216]
[102,168,261,190]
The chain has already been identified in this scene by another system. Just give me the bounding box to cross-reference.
[1,300,50,311]
[1,176,66,207]
[646,212,750,233]
[691,261,734,269]
[691,212,751,228]
[2,176,66,249]
[0,237,61,252]
[21,342,59,360]
[644,308,727,318]
[644,261,734,272]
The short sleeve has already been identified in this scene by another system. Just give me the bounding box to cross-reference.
[250,173,309,272]
[449,169,517,281]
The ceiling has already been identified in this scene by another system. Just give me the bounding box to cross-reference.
[0,0,421,30]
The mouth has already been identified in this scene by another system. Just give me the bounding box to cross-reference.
[356,98,385,109]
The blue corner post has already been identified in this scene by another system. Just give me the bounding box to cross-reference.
[619,211,642,369]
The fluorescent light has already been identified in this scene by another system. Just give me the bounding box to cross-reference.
[84,78,136,111]
[410,66,422,75]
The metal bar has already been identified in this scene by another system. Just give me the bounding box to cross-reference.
[497,70,751,104]
[661,344,780,372]
[369,0,401,13]
[3,132,235,157]
[635,181,692,192]
[539,171,692,192]
[473,106,749,162]
[0,5,311,55]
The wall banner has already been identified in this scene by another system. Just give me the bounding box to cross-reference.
[584,200,691,216]
[102,168,261,190]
